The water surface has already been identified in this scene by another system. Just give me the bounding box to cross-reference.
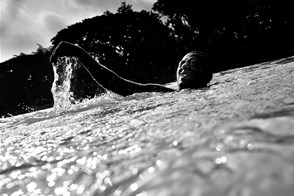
[1,57,294,196]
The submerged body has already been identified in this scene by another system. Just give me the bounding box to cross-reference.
[176,52,213,90]
[50,41,213,96]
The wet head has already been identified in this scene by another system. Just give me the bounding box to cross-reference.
[176,51,212,90]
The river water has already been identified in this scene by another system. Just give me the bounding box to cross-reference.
[1,57,294,196]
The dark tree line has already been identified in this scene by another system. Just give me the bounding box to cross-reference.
[153,0,294,68]
[1,1,294,117]
[51,2,181,84]
[0,48,54,116]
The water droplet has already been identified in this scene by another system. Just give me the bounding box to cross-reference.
[48,181,55,187]
[148,167,155,173]
[172,141,178,146]
[77,185,85,194]
[69,183,79,191]
[54,186,65,195]
[27,182,37,192]
[130,183,138,191]
[215,144,223,151]
[247,143,254,150]
[155,160,162,166]
[215,156,228,164]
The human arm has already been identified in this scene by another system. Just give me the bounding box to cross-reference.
[50,41,174,96]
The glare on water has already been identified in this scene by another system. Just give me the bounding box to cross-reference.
[1,57,294,196]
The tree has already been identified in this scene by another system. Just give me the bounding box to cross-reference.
[152,0,294,69]
[51,2,181,84]
[0,49,54,117]
[153,0,250,49]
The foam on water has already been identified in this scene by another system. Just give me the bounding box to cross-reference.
[49,57,125,115]
[1,57,294,196]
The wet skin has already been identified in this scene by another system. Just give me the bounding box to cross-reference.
[176,52,210,90]
[50,41,174,96]
[50,42,212,95]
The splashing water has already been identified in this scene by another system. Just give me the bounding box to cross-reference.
[51,57,77,112]
[1,57,294,196]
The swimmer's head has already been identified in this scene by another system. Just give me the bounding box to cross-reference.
[176,51,212,90]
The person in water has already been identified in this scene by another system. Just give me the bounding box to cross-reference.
[50,41,213,96]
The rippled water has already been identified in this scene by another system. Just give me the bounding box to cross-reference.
[1,57,294,196]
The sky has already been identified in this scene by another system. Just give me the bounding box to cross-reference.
[0,0,157,63]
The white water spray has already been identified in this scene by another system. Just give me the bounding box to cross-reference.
[51,57,77,112]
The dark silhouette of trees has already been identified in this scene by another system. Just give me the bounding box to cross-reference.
[152,0,250,49]
[152,0,294,70]
[0,47,54,117]
[51,2,181,84]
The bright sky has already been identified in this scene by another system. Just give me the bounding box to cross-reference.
[0,0,157,63]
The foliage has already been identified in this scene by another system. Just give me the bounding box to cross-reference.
[152,0,294,44]
[0,50,54,117]
[51,3,182,83]
[152,0,294,69]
